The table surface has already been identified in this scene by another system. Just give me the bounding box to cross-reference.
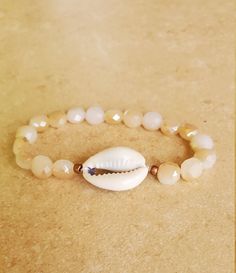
[0,1,234,273]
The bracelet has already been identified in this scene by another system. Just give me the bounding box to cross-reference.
[13,106,216,191]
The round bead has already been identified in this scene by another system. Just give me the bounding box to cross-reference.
[105,109,123,125]
[48,111,67,128]
[31,155,53,179]
[67,107,85,124]
[161,123,179,136]
[150,165,159,176]
[29,115,49,132]
[16,125,38,144]
[86,106,104,125]
[73,163,83,174]
[142,112,163,130]
[194,149,217,169]
[157,162,181,185]
[181,157,203,181]
[13,138,26,154]
[123,110,143,128]
[179,123,198,140]
[191,134,214,150]
[15,154,32,170]
[53,160,74,179]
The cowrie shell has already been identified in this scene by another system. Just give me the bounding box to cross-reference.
[82,146,149,191]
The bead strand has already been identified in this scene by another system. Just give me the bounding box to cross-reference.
[13,106,216,184]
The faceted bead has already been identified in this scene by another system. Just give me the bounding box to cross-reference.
[191,134,214,150]
[123,110,143,128]
[29,115,49,132]
[53,159,74,179]
[105,109,123,125]
[13,138,26,154]
[16,125,38,144]
[15,154,32,170]
[48,111,67,128]
[179,123,198,140]
[142,112,163,131]
[31,155,53,179]
[194,149,217,169]
[181,157,203,181]
[161,123,180,136]
[86,106,104,125]
[67,107,85,124]
[157,162,180,185]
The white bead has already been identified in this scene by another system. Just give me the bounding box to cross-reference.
[191,134,214,150]
[16,125,37,144]
[86,106,104,125]
[123,110,143,128]
[142,112,163,130]
[53,159,74,179]
[15,154,32,170]
[181,157,203,181]
[194,149,217,169]
[67,107,85,124]
[157,162,180,185]
[31,155,53,179]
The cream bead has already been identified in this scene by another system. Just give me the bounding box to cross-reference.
[181,157,203,181]
[53,160,74,179]
[161,123,179,136]
[105,109,123,125]
[123,110,143,128]
[48,111,67,128]
[142,112,163,131]
[86,106,104,125]
[13,138,26,154]
[15,154,32,170]
[29,115,49,132]
[191,134,214,150]
[67,107,85,124]
[16,125,37,144]
[157,162,181,185]
[194,149,217,169]
[179,123,198,140]
[31,155,53,179]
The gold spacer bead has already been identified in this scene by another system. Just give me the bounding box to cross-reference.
[73,163,83,174]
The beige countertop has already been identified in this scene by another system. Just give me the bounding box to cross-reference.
[0,1,234,272]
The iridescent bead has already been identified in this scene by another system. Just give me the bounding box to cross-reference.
[48,111,67,128]
[31,155,53,179]
[191,134,214,150]
[105,109,123,125]
[181,157,203,181]
[16,125,37,144]
[67,107,85,124]
[53,160,74,179]
[142,112,163,131]
[157,162,181,185]
[179,123,198,140]
[29,115,49,132]
[15,154,32,170]
[194,149,216,169]
[161,123,180,136]
[86,106,104,125]
[123,110,143,128]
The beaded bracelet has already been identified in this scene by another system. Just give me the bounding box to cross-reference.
[13,106,216,191]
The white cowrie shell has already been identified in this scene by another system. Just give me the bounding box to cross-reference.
[82,147,149,191]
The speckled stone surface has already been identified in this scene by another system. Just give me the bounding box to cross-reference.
[0,1,234,273]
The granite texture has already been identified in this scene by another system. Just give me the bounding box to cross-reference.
[0,1,235,273]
